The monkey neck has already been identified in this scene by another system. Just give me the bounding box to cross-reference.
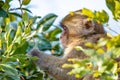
[63,38,80,58]
[64,33,106,58]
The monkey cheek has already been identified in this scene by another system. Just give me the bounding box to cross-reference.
[60,37,64,47]
[60,36,67,47]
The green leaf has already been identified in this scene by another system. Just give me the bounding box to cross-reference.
[93,71,101,78]
[15,25,22,37]
[9,7,32,13]
[13,41,29,54]
[2,0,11,10]
[0,8,8,18]
[75,74,81,78]
[105,0,115,15]
[9,12,22,18]
[62,64,74,68]
[1,55,18,64]
[82,8,109,23]
[51,43,63,55]
[22,12,29,26]
[97,38,108,47]
[82,8,94,18]
[1,64,20,80]
[83,49,95,56]
[75,46,95,56]
[104,60,114,71]
[44,27,62,41]
[9,14,16,21]
[75,46,84,51]
[85,42,94,48]
[111,47,120,58]
[31,16,41,24]
[106,0,120,20]
[95,10,109,23]
[0,1,4,8]
[96,48,105,54]
[22,8,32,13]
[22,0,31,5]
[114,1,120,20]
[5,29,14,46]
[37,13,57,32]
[24,26,31,34]
[37,37,52,50]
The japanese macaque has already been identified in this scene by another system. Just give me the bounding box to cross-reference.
[28,10,106,80]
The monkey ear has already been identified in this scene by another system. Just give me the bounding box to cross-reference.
[83,20,95,30]
[84,20,105,34]
[84,21,93,29]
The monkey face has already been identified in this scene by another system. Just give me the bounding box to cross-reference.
[62,18,96,37]
[61,11,105,38]
[60,25,69,48]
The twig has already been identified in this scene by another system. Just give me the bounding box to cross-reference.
[18,0,23,15]
[18,0,26,27]
[105,24,119,34]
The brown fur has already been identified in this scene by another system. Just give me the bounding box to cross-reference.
[28,10,107,80]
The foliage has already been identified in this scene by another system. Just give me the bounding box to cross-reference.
[106,0,120,20]
[0,0,62,80]
[62,0,120,80]
[63,35,120,80]
[82,8,109,24]
[0,0,120,80]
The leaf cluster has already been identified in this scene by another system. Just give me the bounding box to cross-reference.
[0,0,62,80]
[106,0,120,20]
[82,8,109,24]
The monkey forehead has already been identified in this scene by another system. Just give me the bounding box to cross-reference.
[64,20,83,28]
[68,18,85,24]
[62,17,88,28]
[61,14,88,26]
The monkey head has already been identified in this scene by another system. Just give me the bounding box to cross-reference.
[60,10,105,47]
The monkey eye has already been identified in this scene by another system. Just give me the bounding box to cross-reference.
[61,24,67,30]
[63,26,67,30]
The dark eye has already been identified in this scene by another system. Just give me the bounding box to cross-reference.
[61,25,67,30]
[60,24,67,30]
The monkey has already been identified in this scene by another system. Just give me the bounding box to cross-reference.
[28,10,107,80]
